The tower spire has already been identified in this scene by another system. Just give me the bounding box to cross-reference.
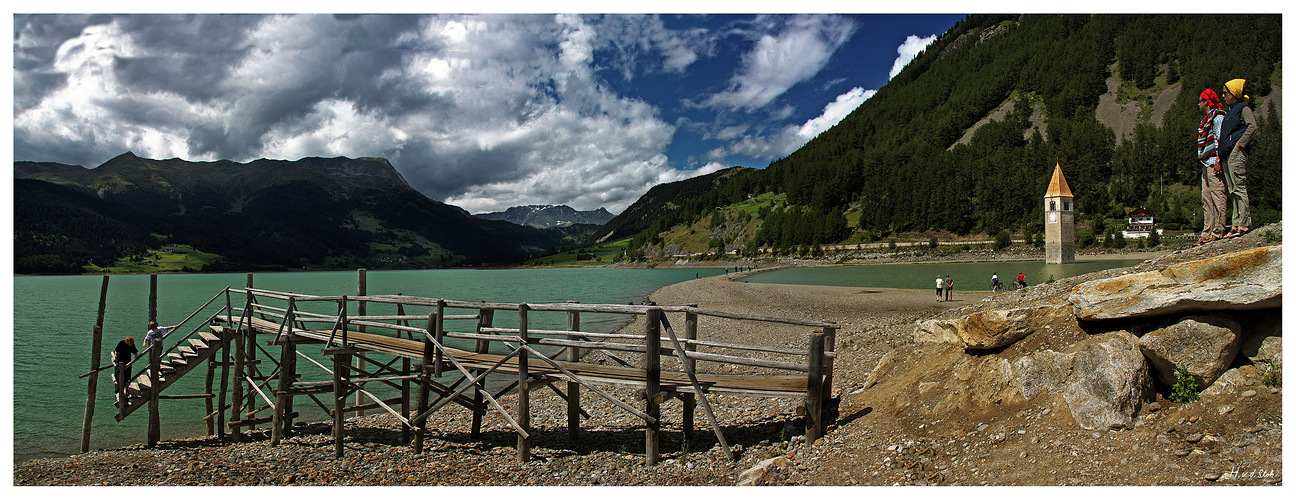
[1045,162,1073,198]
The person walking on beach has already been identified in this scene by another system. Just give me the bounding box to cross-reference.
[1196,88,1228,245]
[935,275,945,302]
[1017,272,1026,290]
[144,321,178,350]
[945,274,954,301]
[1218,78,1257,238]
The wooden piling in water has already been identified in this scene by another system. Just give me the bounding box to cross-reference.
[80,275,110,454]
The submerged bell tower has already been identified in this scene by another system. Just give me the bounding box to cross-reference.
[1044,162,1075,264]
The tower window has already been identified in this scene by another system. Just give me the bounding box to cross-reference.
[1050,201,1056,211]
[1063,201,1071,211]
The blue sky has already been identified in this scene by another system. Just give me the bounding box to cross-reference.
[11,10,966,214]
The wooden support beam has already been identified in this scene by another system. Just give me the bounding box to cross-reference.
[81,275,110,454]
[516,304,531,463]
[356,269,367,417]
[147,341,161,448]
[271,331,296,446]
[645,308,662,466]
[566,302,581,442]
[805,332,825,444]
[822,326,837,404]
[682,305,698,441]
[413,312,435,454]
[333,351,351,458]
[470,308,493,440]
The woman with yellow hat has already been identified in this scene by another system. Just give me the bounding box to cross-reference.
[1218,78,1256,238]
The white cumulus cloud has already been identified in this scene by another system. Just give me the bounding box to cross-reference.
[888,34,937,80]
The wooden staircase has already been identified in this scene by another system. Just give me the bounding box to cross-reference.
[114,326,231,421]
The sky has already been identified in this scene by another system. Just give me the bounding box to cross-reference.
[11,9,967,215]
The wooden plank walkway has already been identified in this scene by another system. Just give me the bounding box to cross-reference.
[84,276,836,466]
[236,316,809,398]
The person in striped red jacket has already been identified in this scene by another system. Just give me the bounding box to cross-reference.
[1195,88,1227,246]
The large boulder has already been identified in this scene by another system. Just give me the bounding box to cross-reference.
[1067,246,1282,321]
[1001,331,1154,430]
[1138,316,1241,387]
[914,303,1073,349]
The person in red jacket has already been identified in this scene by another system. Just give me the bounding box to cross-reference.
[1016,272,1026,290]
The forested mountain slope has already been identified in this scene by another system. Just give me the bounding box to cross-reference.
[612,14,1281,256]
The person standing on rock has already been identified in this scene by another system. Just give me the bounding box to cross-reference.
[1017,272,1026,290]
[945,274,953,301]
[1218,78,1257,238]
[935,275,945,302]
[991,273,1000,291]
[1196,88,1228,245]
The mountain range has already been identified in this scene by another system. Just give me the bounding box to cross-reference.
[477,205,614,229]
[13,153,581,273]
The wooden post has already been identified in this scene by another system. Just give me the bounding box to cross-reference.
[515,303,531,463]
[434,300,445,377]
[230,315,246,442]
[645,308,662,465]
[805,332,825,443]
[413,312,435,453]
[682,305,699,441]
[470,308,493,439]
[80,275,110,453]
[396,298,411,444]
[148,274,158,325]
[216,319,230,440]
[147,340,162,447]
[242,281,257,431]
[332,350,351,458]
[204,356,216,436]
[822,326,837,405]
[356,269,367,416]
[565,302,581,442]
[271,307,296,446]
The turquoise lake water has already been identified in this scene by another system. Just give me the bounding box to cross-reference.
[11,268,727,463]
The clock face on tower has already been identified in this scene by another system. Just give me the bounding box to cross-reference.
[1048,211,1058,223]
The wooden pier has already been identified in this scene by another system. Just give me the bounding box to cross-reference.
[83,271,837,465]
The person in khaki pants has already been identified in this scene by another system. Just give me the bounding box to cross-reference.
[1218,78,1256,238]
[1195,88,1227,245]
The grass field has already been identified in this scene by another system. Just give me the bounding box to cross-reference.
[521,238,631,267]
[85,244,222,273]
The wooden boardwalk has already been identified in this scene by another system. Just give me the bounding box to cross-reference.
[82,271,837,465]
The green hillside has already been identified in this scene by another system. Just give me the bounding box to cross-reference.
[610,14,1281,259]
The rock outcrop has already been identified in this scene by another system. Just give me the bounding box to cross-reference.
[1067,246,1281,320]
[1002,331,1153,430]
[914,302,1072,349]
[1138,316,1241,387]
[901,240,1281,431]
